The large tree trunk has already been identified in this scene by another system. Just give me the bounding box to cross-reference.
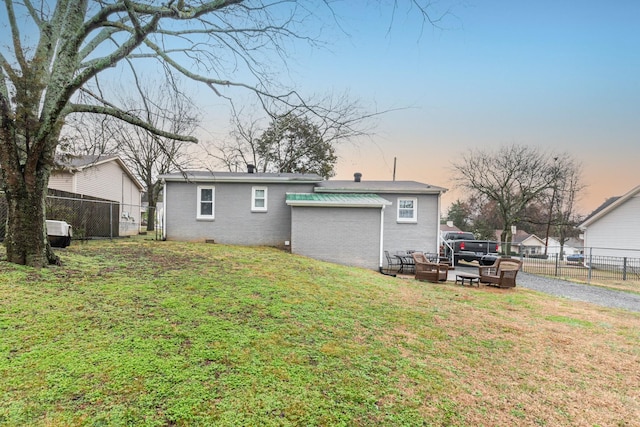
[146,181,160,232]
[146,199,156,232]
[3,168,60,267]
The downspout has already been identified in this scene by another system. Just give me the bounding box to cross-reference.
[379,205,385,268]
[436,192,442,254]
[162,179,167,241]
[378,205,395,276]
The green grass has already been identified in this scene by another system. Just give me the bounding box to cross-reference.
[1,238,639,426]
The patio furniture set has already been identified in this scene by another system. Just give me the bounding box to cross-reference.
[385,251,522,288]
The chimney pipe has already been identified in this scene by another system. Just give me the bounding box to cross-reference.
[247,164,255,174]
[354,172,362,182]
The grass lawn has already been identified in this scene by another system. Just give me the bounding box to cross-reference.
[1,238,639,426]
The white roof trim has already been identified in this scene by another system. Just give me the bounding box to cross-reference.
[580,184,640,228]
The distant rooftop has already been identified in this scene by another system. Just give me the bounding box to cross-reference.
[54,154,119,170]
[53,154,144,190]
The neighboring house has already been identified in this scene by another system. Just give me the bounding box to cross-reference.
[579,184,640,259]
[513,231,546,256]
[493,229,583,259]
[544,236,582,259]
[494,230,546,256]
[160,170,446,270]
[440,222,462,237]
[49,155,144,236]
[565,237,585,253]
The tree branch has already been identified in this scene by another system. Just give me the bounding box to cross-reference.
[71,15,161,91]
[0,52,19,86]
[65,103,198,143]
[4,0,28,72]
[21,0,43,27]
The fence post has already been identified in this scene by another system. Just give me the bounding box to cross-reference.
[623,257,627,281]
[554,252,559,277]
[587,247,592,283]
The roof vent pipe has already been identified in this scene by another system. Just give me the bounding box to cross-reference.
[354,172,362,182]
[247,164,255,174]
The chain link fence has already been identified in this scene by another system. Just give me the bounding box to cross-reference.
[1,190,163,241]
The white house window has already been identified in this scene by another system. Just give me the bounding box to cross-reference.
[252,186,268,212]
[197,186,215,220]
[397,198,417,222]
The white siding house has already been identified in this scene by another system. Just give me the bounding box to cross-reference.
[579,184,640,259]
[50,155,144,236]
[545,237,582,259]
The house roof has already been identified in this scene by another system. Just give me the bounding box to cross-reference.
[440,224,462,233]
[315,180,447,195]
[285,193,391,208]
[579,184,640,228]
[160,170,323,184]
[564,237,584,249]
[520,234,546,246]
[493,229,545,245]
[512,230,541,244]
[54,154,144,190]
[55,154,115,170]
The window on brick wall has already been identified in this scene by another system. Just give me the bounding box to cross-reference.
[197,186,215,220]
[252,186,268,212]
[397,198,417,222]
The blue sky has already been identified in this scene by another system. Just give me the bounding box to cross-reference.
[259,1,640,214]
[4,1,636,214]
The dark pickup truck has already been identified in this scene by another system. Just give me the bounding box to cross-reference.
[440,231,500,265]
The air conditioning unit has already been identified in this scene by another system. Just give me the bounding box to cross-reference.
[46,220,73,248]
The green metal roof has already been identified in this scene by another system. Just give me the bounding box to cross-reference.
[286,193,391,207]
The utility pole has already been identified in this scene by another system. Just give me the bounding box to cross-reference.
[544,157,559,256]
[392,157,396,181]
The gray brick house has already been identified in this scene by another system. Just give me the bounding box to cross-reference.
[161,170,446,270]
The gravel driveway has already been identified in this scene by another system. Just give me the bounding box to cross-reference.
[453,265,640,313]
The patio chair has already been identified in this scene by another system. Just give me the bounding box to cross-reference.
[412,252,448,283]
[478,257,522,288]
[384,250,401,274]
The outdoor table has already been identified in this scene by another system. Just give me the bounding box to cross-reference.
[395,254,415,274]
[455,272,480,287]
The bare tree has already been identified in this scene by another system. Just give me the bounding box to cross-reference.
[211,110,265,173]
[549,156,585,257]
[210,97,377,176]
[450,145,560,254]
[66,74,199,231]
[0,0,446,266]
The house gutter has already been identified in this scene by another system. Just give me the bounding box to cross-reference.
[162,179,167,241]
[379,205,385,269]
[377,205,397,276]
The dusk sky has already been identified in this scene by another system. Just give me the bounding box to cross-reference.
[4,1,636,215]
[240,0,640,216]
